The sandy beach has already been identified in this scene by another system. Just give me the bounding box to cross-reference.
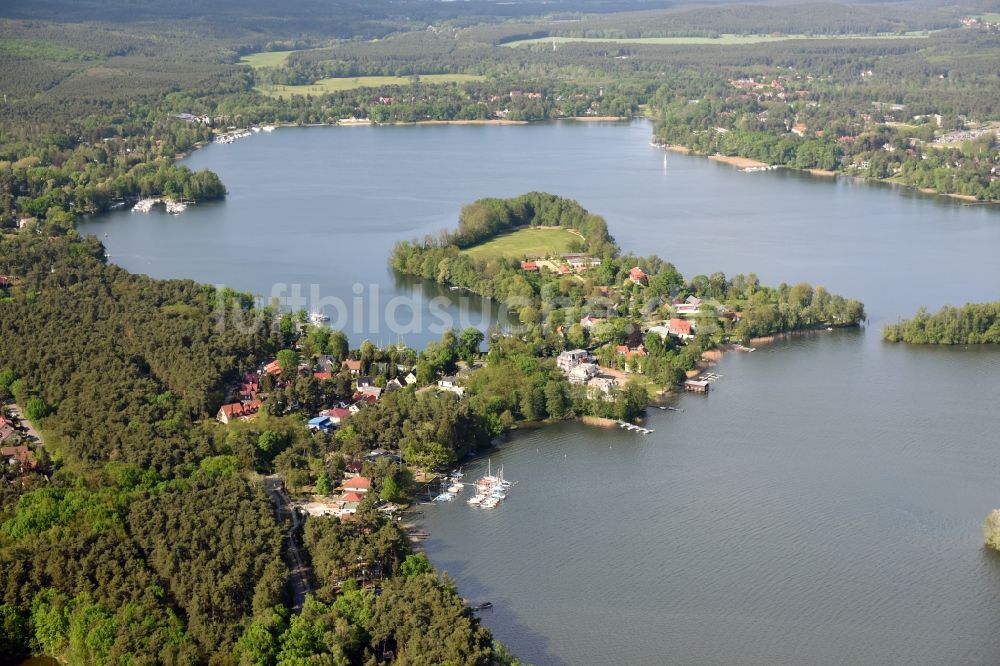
[708,154,769,169]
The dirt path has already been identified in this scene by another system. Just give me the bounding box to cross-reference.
[265,475,312,612]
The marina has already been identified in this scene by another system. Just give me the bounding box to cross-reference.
[617,421,655,435]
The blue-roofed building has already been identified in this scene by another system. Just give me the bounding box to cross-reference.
[308,416,333,433]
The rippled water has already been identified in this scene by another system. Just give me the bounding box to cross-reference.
[78,120,1000,664]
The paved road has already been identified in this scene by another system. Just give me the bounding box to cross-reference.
[8,403,43,447]
[264,475,311,612]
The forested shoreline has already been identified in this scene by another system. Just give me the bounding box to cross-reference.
[883,301,1000,344]
[0,235,523,663]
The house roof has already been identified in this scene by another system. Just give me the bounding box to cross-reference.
[668,318,692,335]
[323,407,351,419]
[343,359,362,371]
[341,492,365,503]
[344,477,371,491]
[629,266,647,280]
[308,416,332,427]
[264,360,282,376]
[314,371,333,380]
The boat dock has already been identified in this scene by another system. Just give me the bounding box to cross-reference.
[618,421,654,434]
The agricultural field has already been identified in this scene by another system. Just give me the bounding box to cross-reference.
[504,32,932,47]
[256,73,485,96]
[462,227,583,260]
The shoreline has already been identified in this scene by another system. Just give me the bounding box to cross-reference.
[707,154,770,169]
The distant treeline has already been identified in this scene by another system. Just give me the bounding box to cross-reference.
[883,301,1000,344]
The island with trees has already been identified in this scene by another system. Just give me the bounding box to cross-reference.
[883,301,1000,344]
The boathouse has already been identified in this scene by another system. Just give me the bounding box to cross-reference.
[684,379,711,393]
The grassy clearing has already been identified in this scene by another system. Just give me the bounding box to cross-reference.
[256,73,485,97]
[504,32,932,47]
[462,227,582,260]
[240,49,302,68]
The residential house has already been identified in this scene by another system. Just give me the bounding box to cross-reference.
[586,376,617,397]
[580,315,605,329]
[307,416,333,432]
[320,407,351,425]
[668,318,694,339]
[357,376,375,389]
[216,400,261,424]
[568,363,599,385]
[263,360,282,376]
[628,266,648,285]
[342,359,362,375]
[357,385,383,400]
[437,376,465,396]
[313,371,333,381]
[520,260,539,272]
[316,355,338,373]
[404,372,418,385]
[1,445,37,470]
[0,423,18,443]
[344,476,372,494]
[557,349,591,372]
[385,378,404,391]
[673,296,704,315]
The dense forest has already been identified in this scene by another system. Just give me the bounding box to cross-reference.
[883,301,1000,344]
[0,236,520,663]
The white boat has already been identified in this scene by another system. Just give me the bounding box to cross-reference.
[132,198,158,213]
[447,483,463,493]
[433,492,455,502]
[165,199,187,214]
[262,125,276,132]
[467,494,484,505]
[308,311,330,324]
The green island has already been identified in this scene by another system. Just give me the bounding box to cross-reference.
[883,301,1000,344]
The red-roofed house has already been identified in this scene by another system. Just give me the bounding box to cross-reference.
[314,371,333,381]
[321,407,352,424]
[341,491,365,503]
[264,360,282,376]
[668,318,693,338]
[521,260,538,271]
[344,477,371,493]
[217,400,262,424]
[628,266,648,285]
[342,359,362,375]
[1,445,37,470]
[615,344,630,355]
[557,264,572,275]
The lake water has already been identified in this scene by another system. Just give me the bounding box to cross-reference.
[79,120,1000,665]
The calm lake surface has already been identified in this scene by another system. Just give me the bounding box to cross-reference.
[80,120,1000,665]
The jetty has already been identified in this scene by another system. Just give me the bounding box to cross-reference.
[617,421,654,435]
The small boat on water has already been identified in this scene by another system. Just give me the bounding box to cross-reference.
[474,602,493,611]
[467,495,484,505]
[308,311,330,324]
[165,199,187,214]
[433,492,455,502]
[447,483,464,493]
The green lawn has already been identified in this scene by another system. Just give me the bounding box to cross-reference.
[256,74,485,97]
[240,50,302,68]
[462,227,583,260]
[504,32,932,47]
